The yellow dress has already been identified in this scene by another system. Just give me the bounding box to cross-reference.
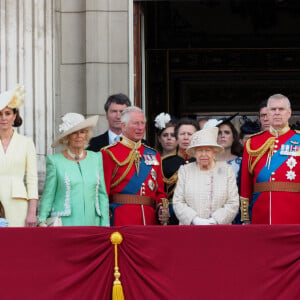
[0,131,38,227]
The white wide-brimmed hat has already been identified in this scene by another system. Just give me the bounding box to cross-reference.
[52,113,99,147]
[0,85,25,111]
[187,127,224,156]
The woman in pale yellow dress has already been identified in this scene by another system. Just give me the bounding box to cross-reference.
[0,86,38,227]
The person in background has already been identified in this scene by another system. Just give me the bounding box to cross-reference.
[101,106,169,226]
[0,201,8,227]
[87,93,131,151]
[38,113,109,226]
[197,117,209,129]
[154,112,177,158]
[239,116,261,147]
[240,94,300,224]
[173,127,239,225]
[216,121,243,180]
[0,86,38,227]
[161,117,199,225]
[258,99,270,131]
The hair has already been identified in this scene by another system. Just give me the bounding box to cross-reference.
[155,120,177,154]
[258,99,268,113]
[0,201,5,218]
[219,121,243,156]
[104,93,131,112]
[59,127,93,149]
[121,106,145,125]
[13,109,23,127]
[267,94,291,109]
[174,117,199,140]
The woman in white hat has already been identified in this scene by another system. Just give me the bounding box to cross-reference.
[38,113,109,226]
[173,127,239,225]
[0,85,38,227]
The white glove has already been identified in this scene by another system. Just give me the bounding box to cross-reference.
[208,217,217,225]
[38,222,47,227]
[192,217,211,225]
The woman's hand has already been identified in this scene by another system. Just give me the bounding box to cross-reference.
[26,211,37,227]
[26,199,37,227]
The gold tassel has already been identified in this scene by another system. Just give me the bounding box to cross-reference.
[110,232,125,300]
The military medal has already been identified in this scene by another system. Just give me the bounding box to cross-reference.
[144,154,159,165]
[134,150,142,176]
[148,179,155,191]
[286,157,297,181]
[151,168,157,180]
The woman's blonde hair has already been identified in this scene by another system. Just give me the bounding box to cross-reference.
[58,128,93,149]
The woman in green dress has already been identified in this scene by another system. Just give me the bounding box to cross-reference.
[38,113,109,226]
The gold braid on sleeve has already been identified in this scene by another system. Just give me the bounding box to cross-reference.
[163,172,178,201]
[246,137,275,175]
[240,197,250,222]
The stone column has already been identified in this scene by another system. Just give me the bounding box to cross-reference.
[0,0,54,191]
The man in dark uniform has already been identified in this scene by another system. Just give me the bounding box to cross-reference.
[87,93,131,151]
[101,106,169,226]
[240,94,300,224]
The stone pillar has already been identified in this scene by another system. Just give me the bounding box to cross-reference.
[0,0,54,192]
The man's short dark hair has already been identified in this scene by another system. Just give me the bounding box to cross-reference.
[258,99,268,112]
[104,93,131,112]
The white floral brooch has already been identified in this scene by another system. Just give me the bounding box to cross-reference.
[59,113,85,133]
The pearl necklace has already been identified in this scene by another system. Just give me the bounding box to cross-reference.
[67,149,84,160]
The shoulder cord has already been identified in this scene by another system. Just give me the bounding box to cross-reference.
[105,148,141,188]
[246,137,275,175]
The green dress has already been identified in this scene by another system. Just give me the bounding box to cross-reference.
[38,151,109,226]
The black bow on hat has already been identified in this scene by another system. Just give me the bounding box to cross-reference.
[239,116,261,134]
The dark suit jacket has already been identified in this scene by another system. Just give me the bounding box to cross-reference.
[87,130,149,152]
[87,131,109,152]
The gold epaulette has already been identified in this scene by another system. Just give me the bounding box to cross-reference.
[142,143,158,153]
[101,142,118,151]
[247,131,264,139]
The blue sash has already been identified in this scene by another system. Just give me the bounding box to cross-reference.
[120,147,156,195]
[249,133,300,217]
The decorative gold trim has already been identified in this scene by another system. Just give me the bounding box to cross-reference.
[246,136,275,175]
[269,124,290,137]
[110,232,125,300]
[240,197,250,222]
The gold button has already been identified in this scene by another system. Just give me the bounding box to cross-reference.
[271,178,275,181]
[271,172,275,175]
[274,145,278,148]
[275,140,279,143]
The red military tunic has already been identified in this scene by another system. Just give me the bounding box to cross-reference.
[240,125,300,224]
[101,136,167,226]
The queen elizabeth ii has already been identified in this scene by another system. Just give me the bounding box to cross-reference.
[173,127,239,225]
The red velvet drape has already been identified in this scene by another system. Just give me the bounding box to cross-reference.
[0,225,299,300]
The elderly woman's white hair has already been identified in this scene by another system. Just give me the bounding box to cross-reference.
[121,106,146,125]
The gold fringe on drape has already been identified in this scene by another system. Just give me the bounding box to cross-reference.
[110,232,125,300]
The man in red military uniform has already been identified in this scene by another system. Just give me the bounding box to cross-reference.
[240,94,300,224]
[101,106,168,226]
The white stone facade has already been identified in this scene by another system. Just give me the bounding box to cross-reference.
[0,0,132,192]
